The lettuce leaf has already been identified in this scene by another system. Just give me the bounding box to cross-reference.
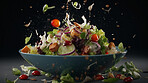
[25,33,32,44]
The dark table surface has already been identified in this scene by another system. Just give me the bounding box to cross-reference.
[0,50,148,83]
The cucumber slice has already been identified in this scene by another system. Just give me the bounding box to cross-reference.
[58,44,75,55]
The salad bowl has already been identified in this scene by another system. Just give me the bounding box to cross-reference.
[19,47,127,78]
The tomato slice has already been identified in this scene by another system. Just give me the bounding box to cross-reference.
[51,19,60,27]
[91,34,99,42]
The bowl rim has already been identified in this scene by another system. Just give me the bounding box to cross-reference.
[19,48,127,57]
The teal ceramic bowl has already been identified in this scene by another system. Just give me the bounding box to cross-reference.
[19,47,127,79]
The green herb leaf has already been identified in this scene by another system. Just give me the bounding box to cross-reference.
[25,33,32,44]
[80,32,86,39]
[118,42,126,52]
[113,54,116,60]
[5,78,14,83]
[12,68,21,75]
[40,71,46,75]
[102,78,119,83]
[60,74,74,83]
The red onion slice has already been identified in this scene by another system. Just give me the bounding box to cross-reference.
[73,28,81,34]
[64,32,71,34]
[58,49,76,56]
[64,27,69,31]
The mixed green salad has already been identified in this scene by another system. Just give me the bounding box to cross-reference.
[21,13,125,55]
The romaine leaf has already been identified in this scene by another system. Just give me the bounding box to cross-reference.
[12,68,21,75]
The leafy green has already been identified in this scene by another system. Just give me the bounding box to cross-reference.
[5,78,18,83]
[52,80,59,83]
[12,68,21,75]
[97,29,105,37]
[60,74,74,83]
[80,32,86,39]
[84,24,91,29]
[53,29,59,34]
[45,73,52,77]
[40,71,46,75]
[43,4,55,13]
[25,33,32,44]
[5,78,14,83]
[98,35,108,54]
[27,66,37,70]
[90,26,98,34]
[102,78,119,83]
[118,42,126,52]
[42,46,54,55]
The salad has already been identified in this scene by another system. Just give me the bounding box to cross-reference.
[21,13,125,55]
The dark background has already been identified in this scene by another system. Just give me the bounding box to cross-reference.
[1,0,148,57]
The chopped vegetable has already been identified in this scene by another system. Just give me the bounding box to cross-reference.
[60,74,74,83]
[12,68,21,75]
[91,34,99,42]
[118,42,126,52]
[25,33,32,44]
[71,2,81,9]
[21,45,30,53]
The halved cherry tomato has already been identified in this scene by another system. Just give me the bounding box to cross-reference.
[115,74,121,79]
[63,41,72,46]
[124,77,133,83]
[94,74,104,80]
[19,74,28,80]
[32,70,40,76]
[51,19,60,27]
[91,34,99,42]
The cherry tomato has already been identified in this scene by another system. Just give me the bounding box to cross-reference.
[51,19,60,27]
[94,74,104,80]
[63,41,72,46]
[105,52,109,54]
[115,74,122,79]
[32,70,40,76]
[91,34,99,42]
[19,74,28,80]
[124,77,133,83]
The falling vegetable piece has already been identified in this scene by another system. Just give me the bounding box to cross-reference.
[51,19,61,27]
[12,68,21,75]
[43,4,55,13]
[24,20,32,27]
[71,2,81,9]
[25,33,32,44]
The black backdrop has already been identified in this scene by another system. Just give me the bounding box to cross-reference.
[1,0,148,57]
